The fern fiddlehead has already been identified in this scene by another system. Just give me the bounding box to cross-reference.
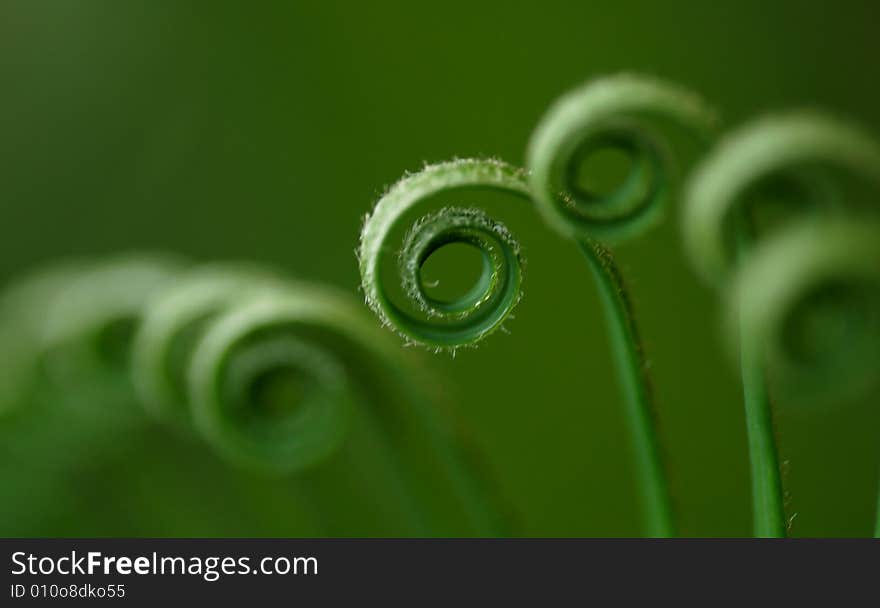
[682,112,880,536]
[359,74,718,536]
[359,159,529,351]
[0,255,505,536]
[527,73,718,242]
[131,265,288,429]
[130,264,352,474]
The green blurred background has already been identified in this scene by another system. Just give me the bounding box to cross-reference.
[2,0,879,537]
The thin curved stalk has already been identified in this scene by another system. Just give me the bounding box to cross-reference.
[734,231,786,538]
[738,338,786,537]
[578,240,673,537]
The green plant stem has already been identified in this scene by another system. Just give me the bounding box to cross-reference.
[733,228,786,538]
[577,240,673,537]
[738,337,786,537]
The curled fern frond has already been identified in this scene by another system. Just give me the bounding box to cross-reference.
[527,73,718,241]
[131,264,287,426]
[129,264,355,474]
[185,283,380,475]
[683,111,880,284]
[731,219,880,405]
[359,158,530,351]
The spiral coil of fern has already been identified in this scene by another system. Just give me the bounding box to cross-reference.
[0,255,506,536]
[359,74,718,536]
[527,73,718,242]
[130,264,352,474]
[359,159,530,351]
[682,112,880,536]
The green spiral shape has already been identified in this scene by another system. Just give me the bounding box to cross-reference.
[131,264,287,427]
[527,72,718,242]
[682,111,880,537]
[359,158,530,351]
[126,264,356,474]
[731,219,880,403]
[684,111,880,284]
[179,282,367,475]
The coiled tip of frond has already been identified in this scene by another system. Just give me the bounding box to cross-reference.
[358,158,530,352]
[527,72,718,242]
[187,289,357,474]
[683,110,880,285]
[730,218,880,404]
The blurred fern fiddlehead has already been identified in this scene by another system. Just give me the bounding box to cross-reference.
[359,74,717,536]
[682,113,880,536]
[0,255,505,536]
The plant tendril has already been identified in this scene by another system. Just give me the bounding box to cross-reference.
[683,111,880,536]
[528,73,718,242]
[359,159,530,351]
